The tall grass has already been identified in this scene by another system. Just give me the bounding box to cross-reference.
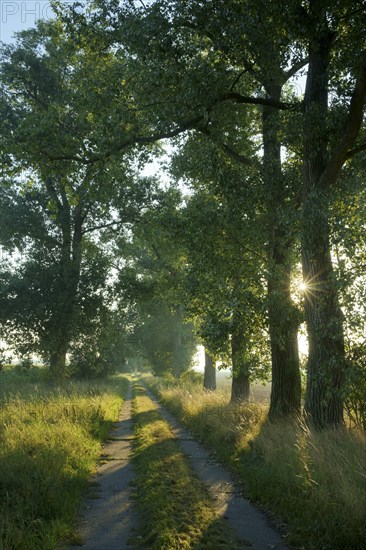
[0,366,128,550]
[147,376,366,550]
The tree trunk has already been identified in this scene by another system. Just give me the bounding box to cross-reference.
[231,370,250,402]
[302,7,345,428]
[203,348,216,390]
[49,347,67,379]
[268,311,301,418]
[46,181,84,379]
[230,328,250,402]
[262,86,302,419]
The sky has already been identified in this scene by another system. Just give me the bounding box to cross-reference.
[0,1,57,43]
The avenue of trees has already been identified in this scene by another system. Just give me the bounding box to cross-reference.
[1,0,366,429]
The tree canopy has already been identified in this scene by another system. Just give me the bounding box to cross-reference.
[1,0,366,428]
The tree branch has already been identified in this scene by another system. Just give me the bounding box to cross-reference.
[336,6,366,24]
[230,66,254,92]
[219,92,299,110]
[41,91,299,167]
[44,178,62,210]
[199,127,252,165]
[285,57,309,81]
[42,115,203,165]
[82,219,127,235]
[345,141,366,159]
[151,245,178,278]
[323,51,366,187]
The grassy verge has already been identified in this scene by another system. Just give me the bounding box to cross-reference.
[146,375,366,550]
[0,366,129,549]
[131,381,249,549]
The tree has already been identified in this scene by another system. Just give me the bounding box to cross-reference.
[112,0,366,424]
[70,305,133,378]
[299,1,366,427]
[2,1,366,426]
[0,20,158,376]
[82,0,304,415]
[173,150,270,400]
[203,348,216,391]
[329,156,366,429]
[113,188,197,377]
[0,192,110,372]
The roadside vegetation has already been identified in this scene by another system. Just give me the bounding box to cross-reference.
[146,375,366,550]
[131,381,248,549]
[0,365,128,550]
[1,4,366,550]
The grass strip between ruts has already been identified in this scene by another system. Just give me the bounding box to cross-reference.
[130,381,249,549]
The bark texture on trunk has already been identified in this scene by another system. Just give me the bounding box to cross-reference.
[230,329,250,402]
[231,371,250,402]
[269,322,301,418]
[262,86,301,419]
[203,348,216,390]
[46,179,84,379]
[301,6,366,428]
[302,7,345,428]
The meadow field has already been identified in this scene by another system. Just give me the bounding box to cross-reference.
[0,366,128,550]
